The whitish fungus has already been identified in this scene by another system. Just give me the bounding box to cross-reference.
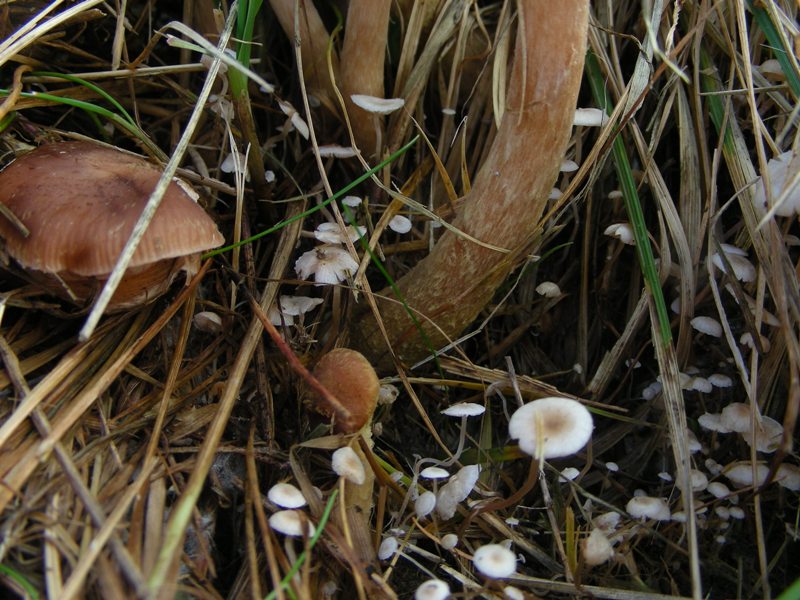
[508,397,593,459]
[472,543,517,579]
[626,496,671,521]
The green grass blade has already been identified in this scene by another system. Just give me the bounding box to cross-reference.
[584,51,672,346]
[747,0,800,98]
[204,135,419,257]
[30,70,137,126]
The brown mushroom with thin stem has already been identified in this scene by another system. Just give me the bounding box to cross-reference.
[0,141,224,311]
[311,347,381,567]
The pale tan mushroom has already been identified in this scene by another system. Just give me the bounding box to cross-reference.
[0,141,223,310]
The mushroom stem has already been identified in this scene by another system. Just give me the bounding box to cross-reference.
[349,0,589,367]
[340,0,392,155]
[268,0,339,109]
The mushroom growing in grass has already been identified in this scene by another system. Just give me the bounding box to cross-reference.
[440,401,486,464]
[472,543,517,579]
[626,496,671,521]
[508,397,593,460]
[0,142,224,310]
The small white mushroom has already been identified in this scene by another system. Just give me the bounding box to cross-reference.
[707,481,731,499]
[267,482,307,509]
[388,215,413,234]
[536,281,561,297]
[295,244,359,285]
[377,536,399,561]
[604,222,635,245]
[414,579,450,600]
[350,94,405,115]
[441,533,459,550]
[420,466,450,480]
[441,402,486,417]
[331,446,366,485]
[473,543,517,578]
[776,463,800,491]
[414,491,437,519]
[626,496,671,521]
[723,462,770,488]
[691,316,723,337]
[581,528,615,567]
[508,397,593,459]
[269,510,315,537]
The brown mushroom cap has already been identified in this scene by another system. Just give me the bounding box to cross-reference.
[312,348,379,434]
[0,141,224,276]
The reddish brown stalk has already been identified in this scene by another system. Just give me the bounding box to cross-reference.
[351,1,589,367]
[248,296,359,432]
[340,0,392,155]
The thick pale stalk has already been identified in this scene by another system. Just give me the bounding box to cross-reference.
[352,1,589,366]
[340,0,392,155]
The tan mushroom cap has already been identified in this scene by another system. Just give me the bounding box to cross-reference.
[312,348,379,434]
[0,141,224,276]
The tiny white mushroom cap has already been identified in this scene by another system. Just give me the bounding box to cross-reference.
[441,402,486,417]
[699,412,730,433]
[504,585,525,600]
[720,403,751,433]
[604,222,635,245]
[295,244,359,285]
[473,543,517,578]
[420,466,450,480]
[317,145,357,158]
[441,533,459,550]
[776,463,800,491]
[269,510,315,537]
[377,536,399,561]
[508,397,593,459]
[536,281,561,297]
[707,481,731,499]
[741,415,783,453]
[435,464,481,520]
[723,462,770,488]
[267,482,307,509]
[559,467,580,482]
[729,506,746,520]
[581,528,615,567]
[331,446,366,485]
[691,316,723,337]
[593,511,621,532]
[388,215,413,234]
[414,579,450,600]
[712,251,756,282]
[351,94,405,115]
[415,491,437,519]
[626,496,671,521]
[708,373,734,388]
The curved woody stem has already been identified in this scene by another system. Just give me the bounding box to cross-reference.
[351,0,590,367]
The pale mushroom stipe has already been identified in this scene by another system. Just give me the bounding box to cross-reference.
[0,142,224,310]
